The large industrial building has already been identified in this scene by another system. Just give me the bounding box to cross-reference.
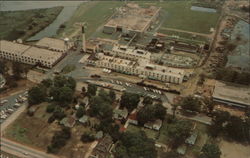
[212,81,250,108]
[35,37,73,53]
[103,45,151,60]
[0,39,66,68]
[103,3,160,36]
[86,44,186,84]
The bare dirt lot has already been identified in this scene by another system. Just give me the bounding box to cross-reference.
[219,140,250,158]
[3,102,92,158]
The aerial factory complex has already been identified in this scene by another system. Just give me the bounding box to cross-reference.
[0,1,250,158]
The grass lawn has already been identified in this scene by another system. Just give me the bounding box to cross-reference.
[57,1,124,39]
[5,124,31,144]
[127,124,159,140]
[138,1,221,34]
[157,120,171,144]
[61,64,76,74]
[0,6,63,40]
[158,28,209,42]
[3,102,92,157]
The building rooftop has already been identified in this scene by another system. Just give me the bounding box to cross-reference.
[23,46,62,63]
[0,40,30,55]
[113,108,128,119]
[105,3,160,32]
[35,37,67,51]
[112,45,151,59]
[213,81,250,106]
[98,53,136,67]
[138,59,185,78]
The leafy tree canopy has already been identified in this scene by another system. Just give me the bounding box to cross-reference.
[115,131,157,158]
[120,92,140,112]
[200,143,221,158]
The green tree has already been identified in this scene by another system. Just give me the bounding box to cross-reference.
[98,88,112,103]
[225,116,246,142]
[179,96,201,113]
[54,75,67,88]
[109,90,116,101]
[89,96,113,119]
[53,106,66,120]
[163,151,181,158]
[87,84,97,96]
[28,84,47,105]
[0,60,8,74]
[48,127,71,153]
[81,132,95,142]
[209,110,230,137]
[142,96,153,105]
[58,86,73,103]
[167,120,192,148]
[76,106,85,118]
[137,105,156,125]
[46,104,56,113]
[115,131,157,158]
[66,76,76,90]
[12,62,24,80]
[200,144,221,158]
[41,78,53,88]
[120,92,140,112]
[114,144,129,158]
[154,103,166,120]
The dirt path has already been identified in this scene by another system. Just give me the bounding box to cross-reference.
[160,27,212,38]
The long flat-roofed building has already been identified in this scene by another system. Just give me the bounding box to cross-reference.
[35,37,73,53]
[87,53,185,84]
[0,40,65,68]
[212,81,250,108]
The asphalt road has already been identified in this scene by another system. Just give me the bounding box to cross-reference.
[1,138,60,158]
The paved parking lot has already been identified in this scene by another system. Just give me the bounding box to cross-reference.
[0,91,28,124]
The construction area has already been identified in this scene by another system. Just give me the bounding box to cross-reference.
[103,3,160,36]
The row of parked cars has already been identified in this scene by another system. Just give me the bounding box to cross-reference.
[0,91,28,123]
[143,87,162,95]
[110,80,132,87]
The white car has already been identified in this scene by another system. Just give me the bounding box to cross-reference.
[0,100,8,104]
[14,103,21,107]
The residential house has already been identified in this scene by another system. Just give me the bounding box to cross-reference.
[89,135,113,158]
[113,108,128,120]
[144,119,163,131]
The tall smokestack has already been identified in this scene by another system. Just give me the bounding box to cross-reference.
[82,26,86,52]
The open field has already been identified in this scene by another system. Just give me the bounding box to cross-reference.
[3,102,92,158]
[158,28,210,42]
[57,1,220,42]
[139,1,221,34]
[219,140,250,158]
[57,1,124,39]
[0,6,63,40]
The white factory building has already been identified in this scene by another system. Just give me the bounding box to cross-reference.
[104,45,151,60]
[35,37,73,53]
[87,53,185,84]
[0,39,67,68]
